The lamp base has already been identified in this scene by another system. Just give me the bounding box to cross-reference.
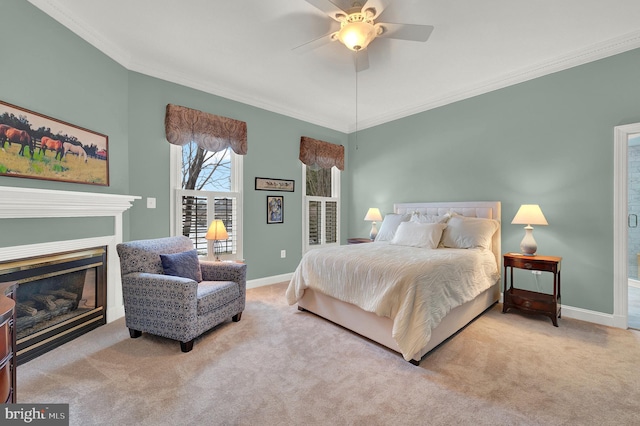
[519,225,538,256]
[208,240,224,261]
[369,222,378,241]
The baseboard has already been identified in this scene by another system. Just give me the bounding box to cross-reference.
[561,305,620,327]
[247,272,293,289]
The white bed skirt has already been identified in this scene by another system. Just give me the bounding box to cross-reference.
[297,280,500,364]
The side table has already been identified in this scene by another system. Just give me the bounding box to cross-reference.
[347,238,374,244]
[0,281,16,403]
[502,254,562,326]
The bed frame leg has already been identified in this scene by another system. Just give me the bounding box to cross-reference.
[409,359,420,366]
[297,306,307,312]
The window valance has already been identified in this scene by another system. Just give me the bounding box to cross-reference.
[299,136,344,170]
[165,104,247,155]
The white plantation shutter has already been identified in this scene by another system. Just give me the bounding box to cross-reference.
[325,201,337,244]
[176,190,240,259]
[303,165,340,252]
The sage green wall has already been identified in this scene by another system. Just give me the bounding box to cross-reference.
[127,72,349,280]
[348,48,640,314]
[0,1,129,247]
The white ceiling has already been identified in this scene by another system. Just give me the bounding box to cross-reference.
[29,0,640,133]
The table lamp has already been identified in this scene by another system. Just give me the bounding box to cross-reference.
[364,208,383,240]
[205,219,228,261]
[511,204,548,255]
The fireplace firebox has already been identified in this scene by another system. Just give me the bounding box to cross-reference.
[0,247,107,364]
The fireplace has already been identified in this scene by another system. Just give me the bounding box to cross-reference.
[0,185,139,367]
[0,247,107,364]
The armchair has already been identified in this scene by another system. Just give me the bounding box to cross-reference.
[116,236,246,352]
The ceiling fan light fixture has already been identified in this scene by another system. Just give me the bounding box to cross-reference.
[337,13,376,51]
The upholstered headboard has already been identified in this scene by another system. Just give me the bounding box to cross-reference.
[394,201,502,267]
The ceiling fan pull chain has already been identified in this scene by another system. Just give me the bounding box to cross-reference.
[355,52,359,150]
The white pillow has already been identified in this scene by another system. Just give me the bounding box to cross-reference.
[375,213,410,242]
[390,222,446,248]
[440,216,499,249]
[411,212,450,224]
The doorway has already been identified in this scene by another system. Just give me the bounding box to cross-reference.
[614,123,640,330]
[628,133,640,329]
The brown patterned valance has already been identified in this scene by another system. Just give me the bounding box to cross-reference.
[299,136,344,170]
[165,104,247,155]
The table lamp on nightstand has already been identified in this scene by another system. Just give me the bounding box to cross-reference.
[205,219,228,261]
[511,204,548,256]
[364,207,383,241]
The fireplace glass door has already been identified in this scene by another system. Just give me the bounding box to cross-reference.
[0,247,106,364]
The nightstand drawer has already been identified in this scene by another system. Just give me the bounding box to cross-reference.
[505,256,560,273]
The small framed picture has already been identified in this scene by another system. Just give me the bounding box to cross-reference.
[267,196,284,224]
[255,177,294,192]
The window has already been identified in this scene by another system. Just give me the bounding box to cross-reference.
[303,165,340,252]
[172,142,243,260]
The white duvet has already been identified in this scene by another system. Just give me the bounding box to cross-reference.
[286,242,500,361]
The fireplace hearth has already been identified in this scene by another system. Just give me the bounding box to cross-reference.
[0,247,106,364]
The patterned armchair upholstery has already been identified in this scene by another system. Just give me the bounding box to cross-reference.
[116,236,246,352]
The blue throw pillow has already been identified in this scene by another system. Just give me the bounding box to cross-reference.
[159,249,203,282]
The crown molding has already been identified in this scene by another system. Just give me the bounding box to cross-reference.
[28,0,640,134]
[124,58,350,133]
[354,30,640,132]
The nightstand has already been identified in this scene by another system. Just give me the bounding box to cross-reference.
[502,253,562,326]
[347,238,374,244]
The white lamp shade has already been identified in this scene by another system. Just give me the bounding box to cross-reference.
[511,204,548,226]
[364,208,383,222]
[205,220,228,241]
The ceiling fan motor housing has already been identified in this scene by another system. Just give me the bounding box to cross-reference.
[337,12,377,51]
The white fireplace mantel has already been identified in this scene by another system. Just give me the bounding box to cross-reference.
[0,185,140,218]
[0,185,140,322]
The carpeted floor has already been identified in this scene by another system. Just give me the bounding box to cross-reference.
[17,283,640,425]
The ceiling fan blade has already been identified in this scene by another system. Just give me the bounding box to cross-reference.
[361,0,394,19]
[377,23,434,42]
[305,0,349,21]
[354,50,370,73]
[292,31,337,54]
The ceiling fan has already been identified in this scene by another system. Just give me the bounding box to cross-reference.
[294,0,434,72]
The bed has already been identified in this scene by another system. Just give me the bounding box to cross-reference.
[286,201,501,365]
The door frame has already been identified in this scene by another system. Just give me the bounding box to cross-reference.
[614,122,640,328]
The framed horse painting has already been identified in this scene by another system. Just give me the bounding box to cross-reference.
[0,100,109,186]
